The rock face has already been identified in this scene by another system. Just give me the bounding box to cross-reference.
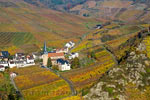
[84,43,150,100]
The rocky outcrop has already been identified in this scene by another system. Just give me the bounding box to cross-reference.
[84,42,150,100]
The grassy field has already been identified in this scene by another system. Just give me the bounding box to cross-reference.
[11,66,71,100]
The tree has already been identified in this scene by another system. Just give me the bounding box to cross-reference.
[47,58,52,68]
[90,51,96,59]
[71,57,80,69]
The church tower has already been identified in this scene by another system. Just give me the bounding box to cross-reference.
[43,41,48,66]
[43,41,48,54]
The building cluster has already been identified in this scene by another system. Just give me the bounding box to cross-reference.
[42,41,79,71]
[0,51,35,72]
[0,41,79,72]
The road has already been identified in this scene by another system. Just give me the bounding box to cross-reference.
[46,68,77,95]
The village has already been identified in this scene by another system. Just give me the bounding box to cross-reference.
[0,41,79,72]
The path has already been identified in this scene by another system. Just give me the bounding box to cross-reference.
[10,77,24,100]
[46,68,77,95]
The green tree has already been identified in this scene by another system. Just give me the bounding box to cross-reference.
[47,58,52,68]
[90,51,96,59]
[71,57,80,69]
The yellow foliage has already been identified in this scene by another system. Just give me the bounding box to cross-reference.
[143,36,150,58]
[4,46,18,55]
[13,66,71,100]
[62,96,83,100]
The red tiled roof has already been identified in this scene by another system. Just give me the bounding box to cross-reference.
[48,53,64,58]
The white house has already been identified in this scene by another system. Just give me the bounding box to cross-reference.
[65,41,75,48]
[69,53,79,59]
[26,55,35,64]
[15,53,25,61]
[57,59,71,71]
[27,58,34,64]
[32,52,42,59]
[0,61,8,67]
[10,72,17,78]
[0,65,5,72]
[8,61,16,68]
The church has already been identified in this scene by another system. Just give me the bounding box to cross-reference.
[42,42,71,71]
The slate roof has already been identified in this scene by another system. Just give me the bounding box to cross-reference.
[1,51,9,58]
[57,59,69,65]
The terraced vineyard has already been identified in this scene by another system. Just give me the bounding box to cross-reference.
[0,32,36,46]
[62,96,83,100]
[143,36,150,58]
[72,24,142,53]
[62,49,115,93]
[11,66,71,100]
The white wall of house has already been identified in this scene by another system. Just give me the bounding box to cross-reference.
[9,62,16,68]
[50,56,65,60]
[58,63,71,71]
[0,63,8,67]
[27,58,34,64]
[69,53,79,59]
[65,41,75,48]
[0,67,5,71]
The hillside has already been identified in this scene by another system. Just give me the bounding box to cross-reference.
[85,35,150,100]
[69,0,150,23]
[0,0,100,53]
[22,0,150,23]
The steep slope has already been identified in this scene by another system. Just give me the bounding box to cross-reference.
[22,0,150,23]
[0,0,99,53]
[24,0,87,11]
[69,0,150,23]
[85,37,150,100]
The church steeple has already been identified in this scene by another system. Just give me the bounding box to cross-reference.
[43,41,48,54]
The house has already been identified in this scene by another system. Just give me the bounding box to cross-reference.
[55,48,68,53]
[15,61,26,68]
[8,61,16,68]
[95,24,103,29]
[0,65,5,72]
[65,41,75,48]
[32,52,41,59]
[0,51,9,61]
[0,56,4,61]
[0,61,8,67]
[10,72,17,78]
[0,51,9,58]
[26,55,35,64]
[15,53,25,61]
[57,59,71,71]
[69,53,79,59]
[48,53,65,60]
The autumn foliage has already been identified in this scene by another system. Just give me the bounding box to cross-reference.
[12,66,71,100]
